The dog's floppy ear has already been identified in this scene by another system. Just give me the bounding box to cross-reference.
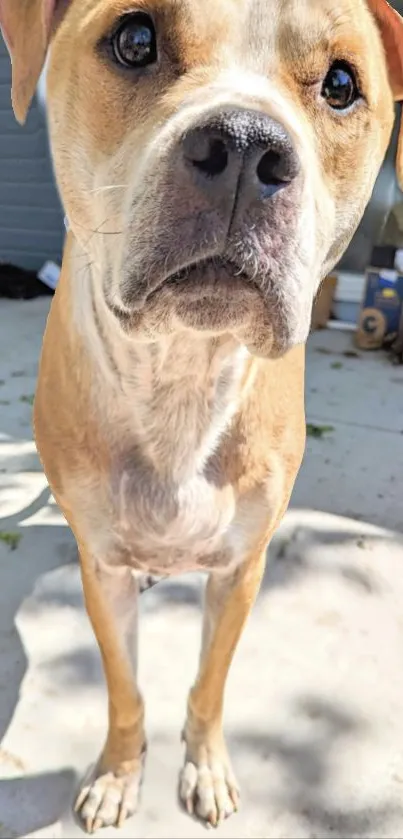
[0,0,64,124]
[367,0,403,188]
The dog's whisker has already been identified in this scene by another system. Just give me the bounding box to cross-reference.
[88,184,128,194]
[68,216,124,251]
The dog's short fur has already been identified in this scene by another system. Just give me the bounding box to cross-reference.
[1,0,403,831]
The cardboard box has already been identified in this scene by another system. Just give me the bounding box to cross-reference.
[356,268,403,349]
[311,274,337,330]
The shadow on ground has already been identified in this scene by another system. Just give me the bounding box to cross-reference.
[229,695,402,839]
[0,770,76,838]
[0,483,77,837]
[2,480,402,835]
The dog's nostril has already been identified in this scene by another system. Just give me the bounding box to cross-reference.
[257,150,283,186]
[198,139,228,176]
[186,135,229,177]
[257,149,291,187]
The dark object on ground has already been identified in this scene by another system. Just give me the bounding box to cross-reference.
[370,245,397,270]
[306,422,335,439]
[390,328,403,364]
[0,263,54,299]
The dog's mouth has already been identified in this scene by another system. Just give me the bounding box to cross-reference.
[113,254,265,320]
[148,255,262,301]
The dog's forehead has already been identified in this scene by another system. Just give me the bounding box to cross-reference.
[76,0,369,51]
[241,0,367,71]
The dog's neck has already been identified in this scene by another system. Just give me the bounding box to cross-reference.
[71,254,250,481]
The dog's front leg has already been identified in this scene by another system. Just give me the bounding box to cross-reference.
[74,546,145,833]
[180,547,267,826]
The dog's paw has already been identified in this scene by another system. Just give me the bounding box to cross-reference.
[179,748,240,826]
[74,760,143,833]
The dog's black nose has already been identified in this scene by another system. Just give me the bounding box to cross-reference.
[182,108,300,202]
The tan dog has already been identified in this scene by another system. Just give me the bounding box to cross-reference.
[1,0,403,832]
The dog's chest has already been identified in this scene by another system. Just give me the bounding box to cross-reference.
[114,465,237,572]
[103,339,252,573]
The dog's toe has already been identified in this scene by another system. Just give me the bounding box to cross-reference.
[74,762,142,833]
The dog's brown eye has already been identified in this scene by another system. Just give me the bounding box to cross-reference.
[322,62,359,111]
[112,13,157,68]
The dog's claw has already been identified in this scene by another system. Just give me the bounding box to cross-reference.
[85,816,94,835]
[74,778,91,814]
[117,805,128,828]
[230,787,240,810]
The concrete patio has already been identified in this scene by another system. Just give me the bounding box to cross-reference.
[1,298,403,838]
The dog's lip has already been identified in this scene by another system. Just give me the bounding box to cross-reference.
[113,256,264,315]
[150,256,261,296]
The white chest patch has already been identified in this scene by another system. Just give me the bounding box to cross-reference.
[114,468,238,572]
[74,330,259,575]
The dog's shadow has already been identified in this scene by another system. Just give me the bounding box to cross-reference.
[0,485,78,837]
[0,770,76,838]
